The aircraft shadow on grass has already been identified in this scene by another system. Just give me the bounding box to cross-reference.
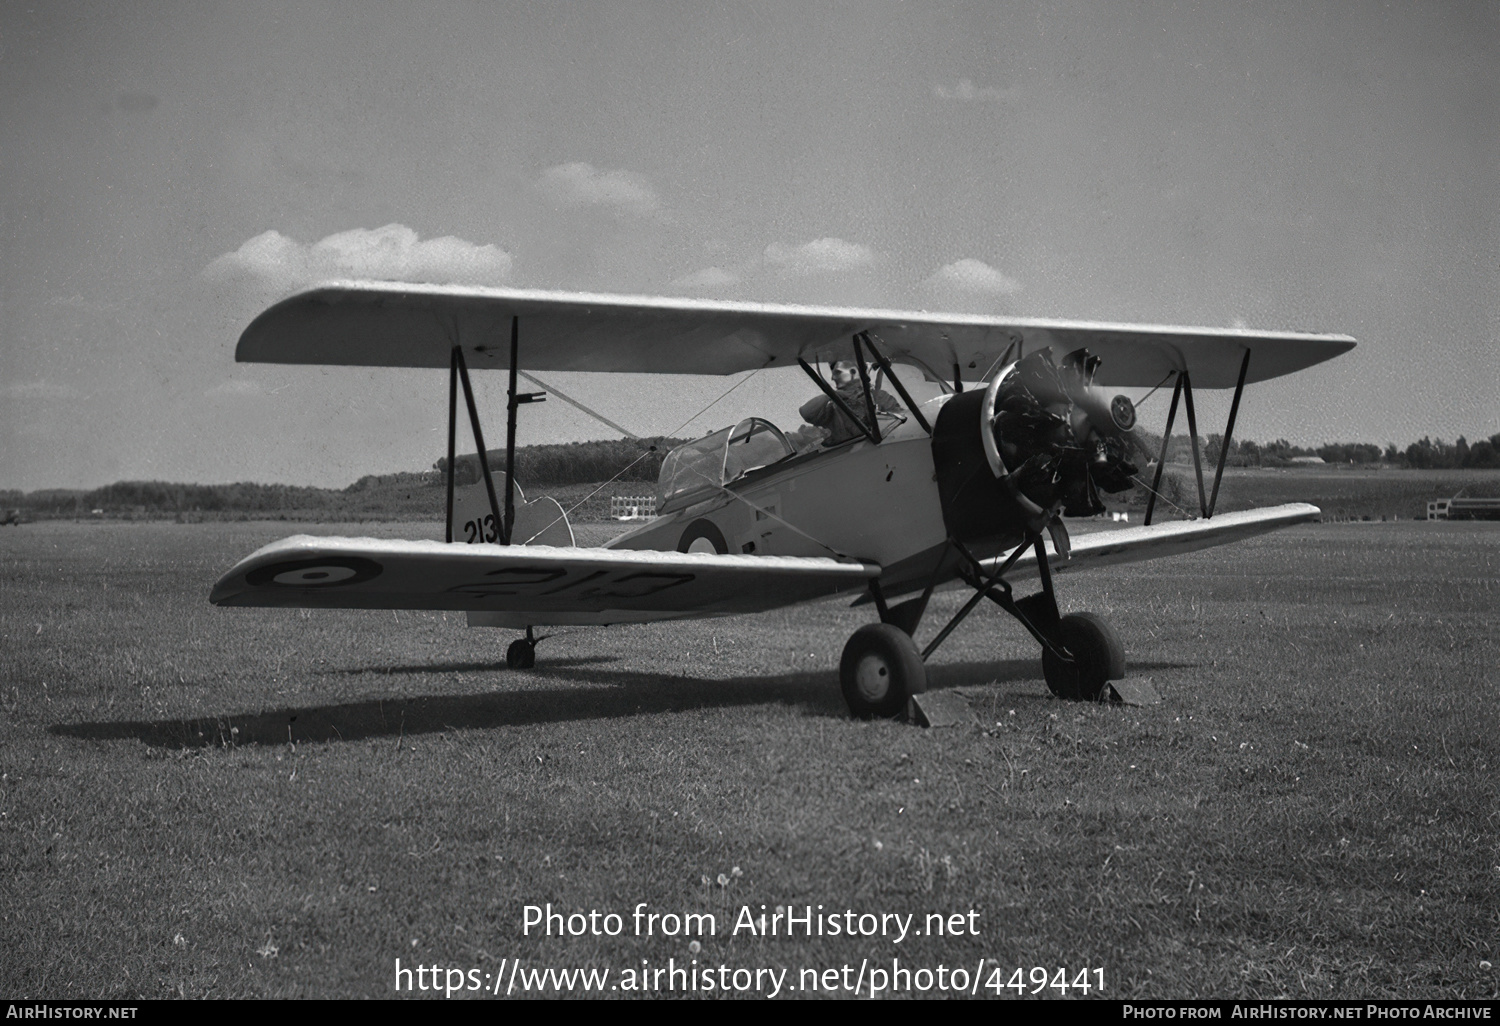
[312,655,624,676]
[49,659,1186,750]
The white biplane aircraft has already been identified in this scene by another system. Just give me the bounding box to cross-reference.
[210,282,1354,717]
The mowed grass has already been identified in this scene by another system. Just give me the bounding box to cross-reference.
[0,520,1496,999]
[1178,466,1500,521]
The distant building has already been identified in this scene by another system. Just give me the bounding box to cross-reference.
[1289,455,1325,465]
[1427,497,1500,521]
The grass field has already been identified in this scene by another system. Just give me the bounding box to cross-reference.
[1146,466,1500,522]
[1,520,1496,999]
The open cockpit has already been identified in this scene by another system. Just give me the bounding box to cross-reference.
[655,418,795,516]
[653,399,923,519]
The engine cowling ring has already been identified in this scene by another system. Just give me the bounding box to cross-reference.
[980,363,1016,479]
[979,363,1048,526]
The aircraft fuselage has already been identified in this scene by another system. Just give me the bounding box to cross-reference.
[607,408,1023,600]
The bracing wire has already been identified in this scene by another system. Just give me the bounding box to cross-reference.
[1130,472,1193,520]
[520,447,659,544]
[517,370,639,439]
[1133,371,1177,409]
[666,364,769,439]
[513,364,771,544]
[690,465,853,559]
[512,359,855,557]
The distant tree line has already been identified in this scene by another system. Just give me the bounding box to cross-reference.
[1134,431,1500,469]
[1393,434,1500,469]
[4,432,1496,517]
[433,437,686,487]
[1,439,688,516]
[6,480,345,516]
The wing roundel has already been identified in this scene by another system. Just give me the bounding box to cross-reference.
[210,535,880,625]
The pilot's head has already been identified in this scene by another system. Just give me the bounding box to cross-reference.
[829,359,860,387]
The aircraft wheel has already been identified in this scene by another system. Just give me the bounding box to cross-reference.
[839,623,926,719]
[1042,612,1125,701]
[506,638,536,670]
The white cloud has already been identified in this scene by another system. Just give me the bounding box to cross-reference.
[934,79,1016,103]
[539,162,661,217]
[925,258,1022,296]
[202,224,513,293]
[670,266,739,290]
[763,237,876,275]
[5,380,82,400]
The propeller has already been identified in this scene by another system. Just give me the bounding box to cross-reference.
[985,348,1140,518]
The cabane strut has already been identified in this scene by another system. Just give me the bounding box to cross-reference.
[441,316,545,545]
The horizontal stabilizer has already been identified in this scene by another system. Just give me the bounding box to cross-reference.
[210,536,878,625]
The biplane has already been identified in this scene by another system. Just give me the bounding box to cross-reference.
[210,282,1354,717]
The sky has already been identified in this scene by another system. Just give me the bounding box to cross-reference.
[1,0,1496,491]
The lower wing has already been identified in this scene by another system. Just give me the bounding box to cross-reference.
[210,537,878,625]
[995,503,1322,577]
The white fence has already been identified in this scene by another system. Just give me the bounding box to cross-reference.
[610,495,657,520]
[1428,497,1500,521]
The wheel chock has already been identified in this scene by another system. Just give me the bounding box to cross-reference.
[907,691,977,728]
[1102,678,1160,706]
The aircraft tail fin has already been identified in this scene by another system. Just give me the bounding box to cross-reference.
[447,475,575,547]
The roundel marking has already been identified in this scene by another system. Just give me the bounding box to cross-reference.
[246,556,383,588]
[273,565,358,585]
[676,519,728,555]
[1110,394,1137,432]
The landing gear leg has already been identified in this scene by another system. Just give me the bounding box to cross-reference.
[1018,534,1124,700]
[506,625,538,669]
[931,534,1127,702]
[844,530,1128,717]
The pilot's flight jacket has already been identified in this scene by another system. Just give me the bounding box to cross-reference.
[800,381,904,446]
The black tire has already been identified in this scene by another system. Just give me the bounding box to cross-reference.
[839,623,927,719]
[1041,612,1125,701]
[677,519,728,554]
[506,638,536,670]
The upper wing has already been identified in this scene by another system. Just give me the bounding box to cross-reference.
[993,503,1323,578]
[237,280,1355,388]
[210,535,878,625]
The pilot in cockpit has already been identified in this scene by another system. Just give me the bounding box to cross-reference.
[799,358,904,447]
